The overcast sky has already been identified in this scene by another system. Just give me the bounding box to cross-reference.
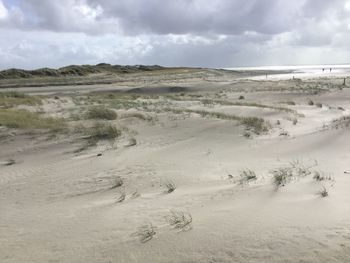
[0,0,350,69]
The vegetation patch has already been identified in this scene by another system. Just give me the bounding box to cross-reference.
[86,106,117,120]
[270,160,317,189]
[0,91,42,107]
[0,109,66,132]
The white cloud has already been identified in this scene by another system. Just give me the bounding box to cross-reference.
[0,0,350,69]
[0,0,8,19]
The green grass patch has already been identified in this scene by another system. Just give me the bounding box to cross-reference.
[0,109,66,132]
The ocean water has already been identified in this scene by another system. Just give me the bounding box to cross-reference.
[225,64,350,80]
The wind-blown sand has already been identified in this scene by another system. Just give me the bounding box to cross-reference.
[1,67,350,262]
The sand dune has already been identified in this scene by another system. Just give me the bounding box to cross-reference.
[1,68,350,262]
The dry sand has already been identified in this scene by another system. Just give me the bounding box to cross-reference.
[1,68,350,262]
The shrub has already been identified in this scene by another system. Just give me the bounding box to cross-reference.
[292,118,298,125]
[316,102,323,108]
[86,107,117,120]
[307,99,314,106]
[238,95,245,100]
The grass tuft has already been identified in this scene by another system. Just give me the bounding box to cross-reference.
[164,180,176,193]
[132,223,157,243]
[239,169,258,185]
[166,210,192,231]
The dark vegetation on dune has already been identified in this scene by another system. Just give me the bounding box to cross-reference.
[0,64,164,79]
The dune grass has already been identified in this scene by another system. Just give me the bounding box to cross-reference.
[163,108,271,134]
[0,91,42,107]
[0,109,66,132]
[166,210,193,231]
[86,106,117,120]
[86,122,121,141]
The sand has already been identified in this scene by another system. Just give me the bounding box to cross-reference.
[1,68,350,262]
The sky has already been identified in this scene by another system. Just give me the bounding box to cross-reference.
[0,0,350,69]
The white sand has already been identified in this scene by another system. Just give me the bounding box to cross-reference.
[1,70,350,262]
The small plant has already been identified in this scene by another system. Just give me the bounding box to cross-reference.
[279,130,289,136]
[284,101,296,105]
[111,176,123,189]
[316,102,323,108]
[238,95,245,100]
[132,223,157,243]
[86,106,117,120]
[318,186,328,197]
[116,188,126,203]
[289,159,315,177]
[270,167,293,188]
[307,99,314,106]
[126,137,137,147]
[87,123,121,141]
[166,210,192,231]
[292,118,298,125]
[131,190,141,199]
[241,117,270,135]
[313,171,332,181]
[243,131,251,138]
[202,99,214,107]
[164,180,176,193]
[276,120,281,125]
[239,169,257,185]
[4,159,16,166]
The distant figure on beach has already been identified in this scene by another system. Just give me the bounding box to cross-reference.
[330,68,332,72]
[322,68,325,72]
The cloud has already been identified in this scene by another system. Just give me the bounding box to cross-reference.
[0,0,8,19]
[0,0,350,69]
